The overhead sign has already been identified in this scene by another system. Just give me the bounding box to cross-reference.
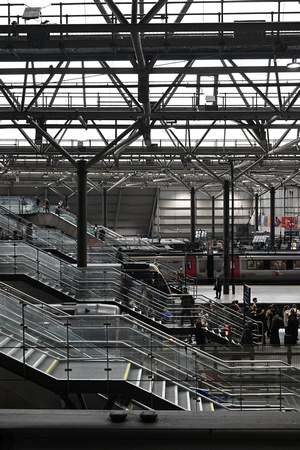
[243,284,251,306]
[285,231,299,237]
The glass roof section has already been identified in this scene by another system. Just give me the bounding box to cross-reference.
[0,1,299,195]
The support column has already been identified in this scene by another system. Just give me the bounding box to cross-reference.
[270,186,275,250]
[102,187,107,227]
[190,187,195,243]
[223,180,230,295]
[231,163,235,295]
[77,159,87,268]
[255,193,259,231]
[212,196,215,240]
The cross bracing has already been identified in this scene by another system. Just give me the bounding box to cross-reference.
[0,1,299,198]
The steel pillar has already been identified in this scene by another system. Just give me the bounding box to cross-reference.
[270,186,275,250]
[231,163,235,295]
[255,193,259,231]
[77,159,87,268]
[102,187,107,227]
[223,180,230,295]
[212,196,215,239]
[190,187,195,243]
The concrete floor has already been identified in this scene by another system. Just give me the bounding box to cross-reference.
[195,284,300,306]
[0,409,300,449]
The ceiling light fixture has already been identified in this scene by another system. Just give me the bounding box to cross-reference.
[287,58,300,69]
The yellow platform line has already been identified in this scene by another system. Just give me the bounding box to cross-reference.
[45,359,59,374]
[123,362,131,380]
[210,402,215,411]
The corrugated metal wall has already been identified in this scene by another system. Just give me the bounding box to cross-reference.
[1,184,289,239]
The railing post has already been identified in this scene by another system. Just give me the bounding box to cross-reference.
[104,317,112,397]
[279,368,282,411]
[194,352,201,412]
[149,331,154,409]
[21,302,27,379]
[36,248,40,282]
[59,260,63,289]
[287,344,292,365]
[239,368,243,410]
[13,242,17,275]
[64,319,71,395]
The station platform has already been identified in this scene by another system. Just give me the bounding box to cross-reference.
[195,284,300,307]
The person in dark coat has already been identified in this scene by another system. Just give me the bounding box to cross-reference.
[116,247,123,264]
[214,275,222,299]
[287,309,298,344]
[180,286,194,326]
[44,198,50,213]
[195,320,206,345]
[240,321,253,345]
[270,309,282,346]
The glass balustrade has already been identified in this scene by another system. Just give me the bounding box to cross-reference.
[0,239,254,340]
[0,282,299,411]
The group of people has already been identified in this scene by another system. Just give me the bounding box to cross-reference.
[0,227,22,241]
[36,197,69,214]
[36,197,50,212]
[241,299,299,346]
[0,222,34,242]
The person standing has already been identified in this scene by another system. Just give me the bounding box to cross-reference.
[240,321,254,345]
[177,267,184,287]
[195,320,206,345]
[270,309,282,346]
[35,197,41,210]
[99,227,106,241]
[44,198,50,213]
[140,286,150,316]
[26,222,33,244]
[283,305,291,332]
[180,286,194,326]
[287,308,298,344]
[116,247,123,264]
[214,275,222,299]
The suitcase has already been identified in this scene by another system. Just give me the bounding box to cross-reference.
[284,334,293,345]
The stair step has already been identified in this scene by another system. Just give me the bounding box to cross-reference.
[152,379,166,398]
[0,336,11,347]
[190,392,204,411]
[178,389,191,410]
[10,345,25,360]
[139,371,152,392]
[31,353,47,368]
[127,366,140,385]
[1,340,22,356]
[165,384,178,405]
[33,354,59,374]
[24,348,35,361]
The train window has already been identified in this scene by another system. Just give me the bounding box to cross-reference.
[256,260,265,270]
[247,260,255,270]
[293,261,300,270]
[247,260,264,270]
[270,260,286,270]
